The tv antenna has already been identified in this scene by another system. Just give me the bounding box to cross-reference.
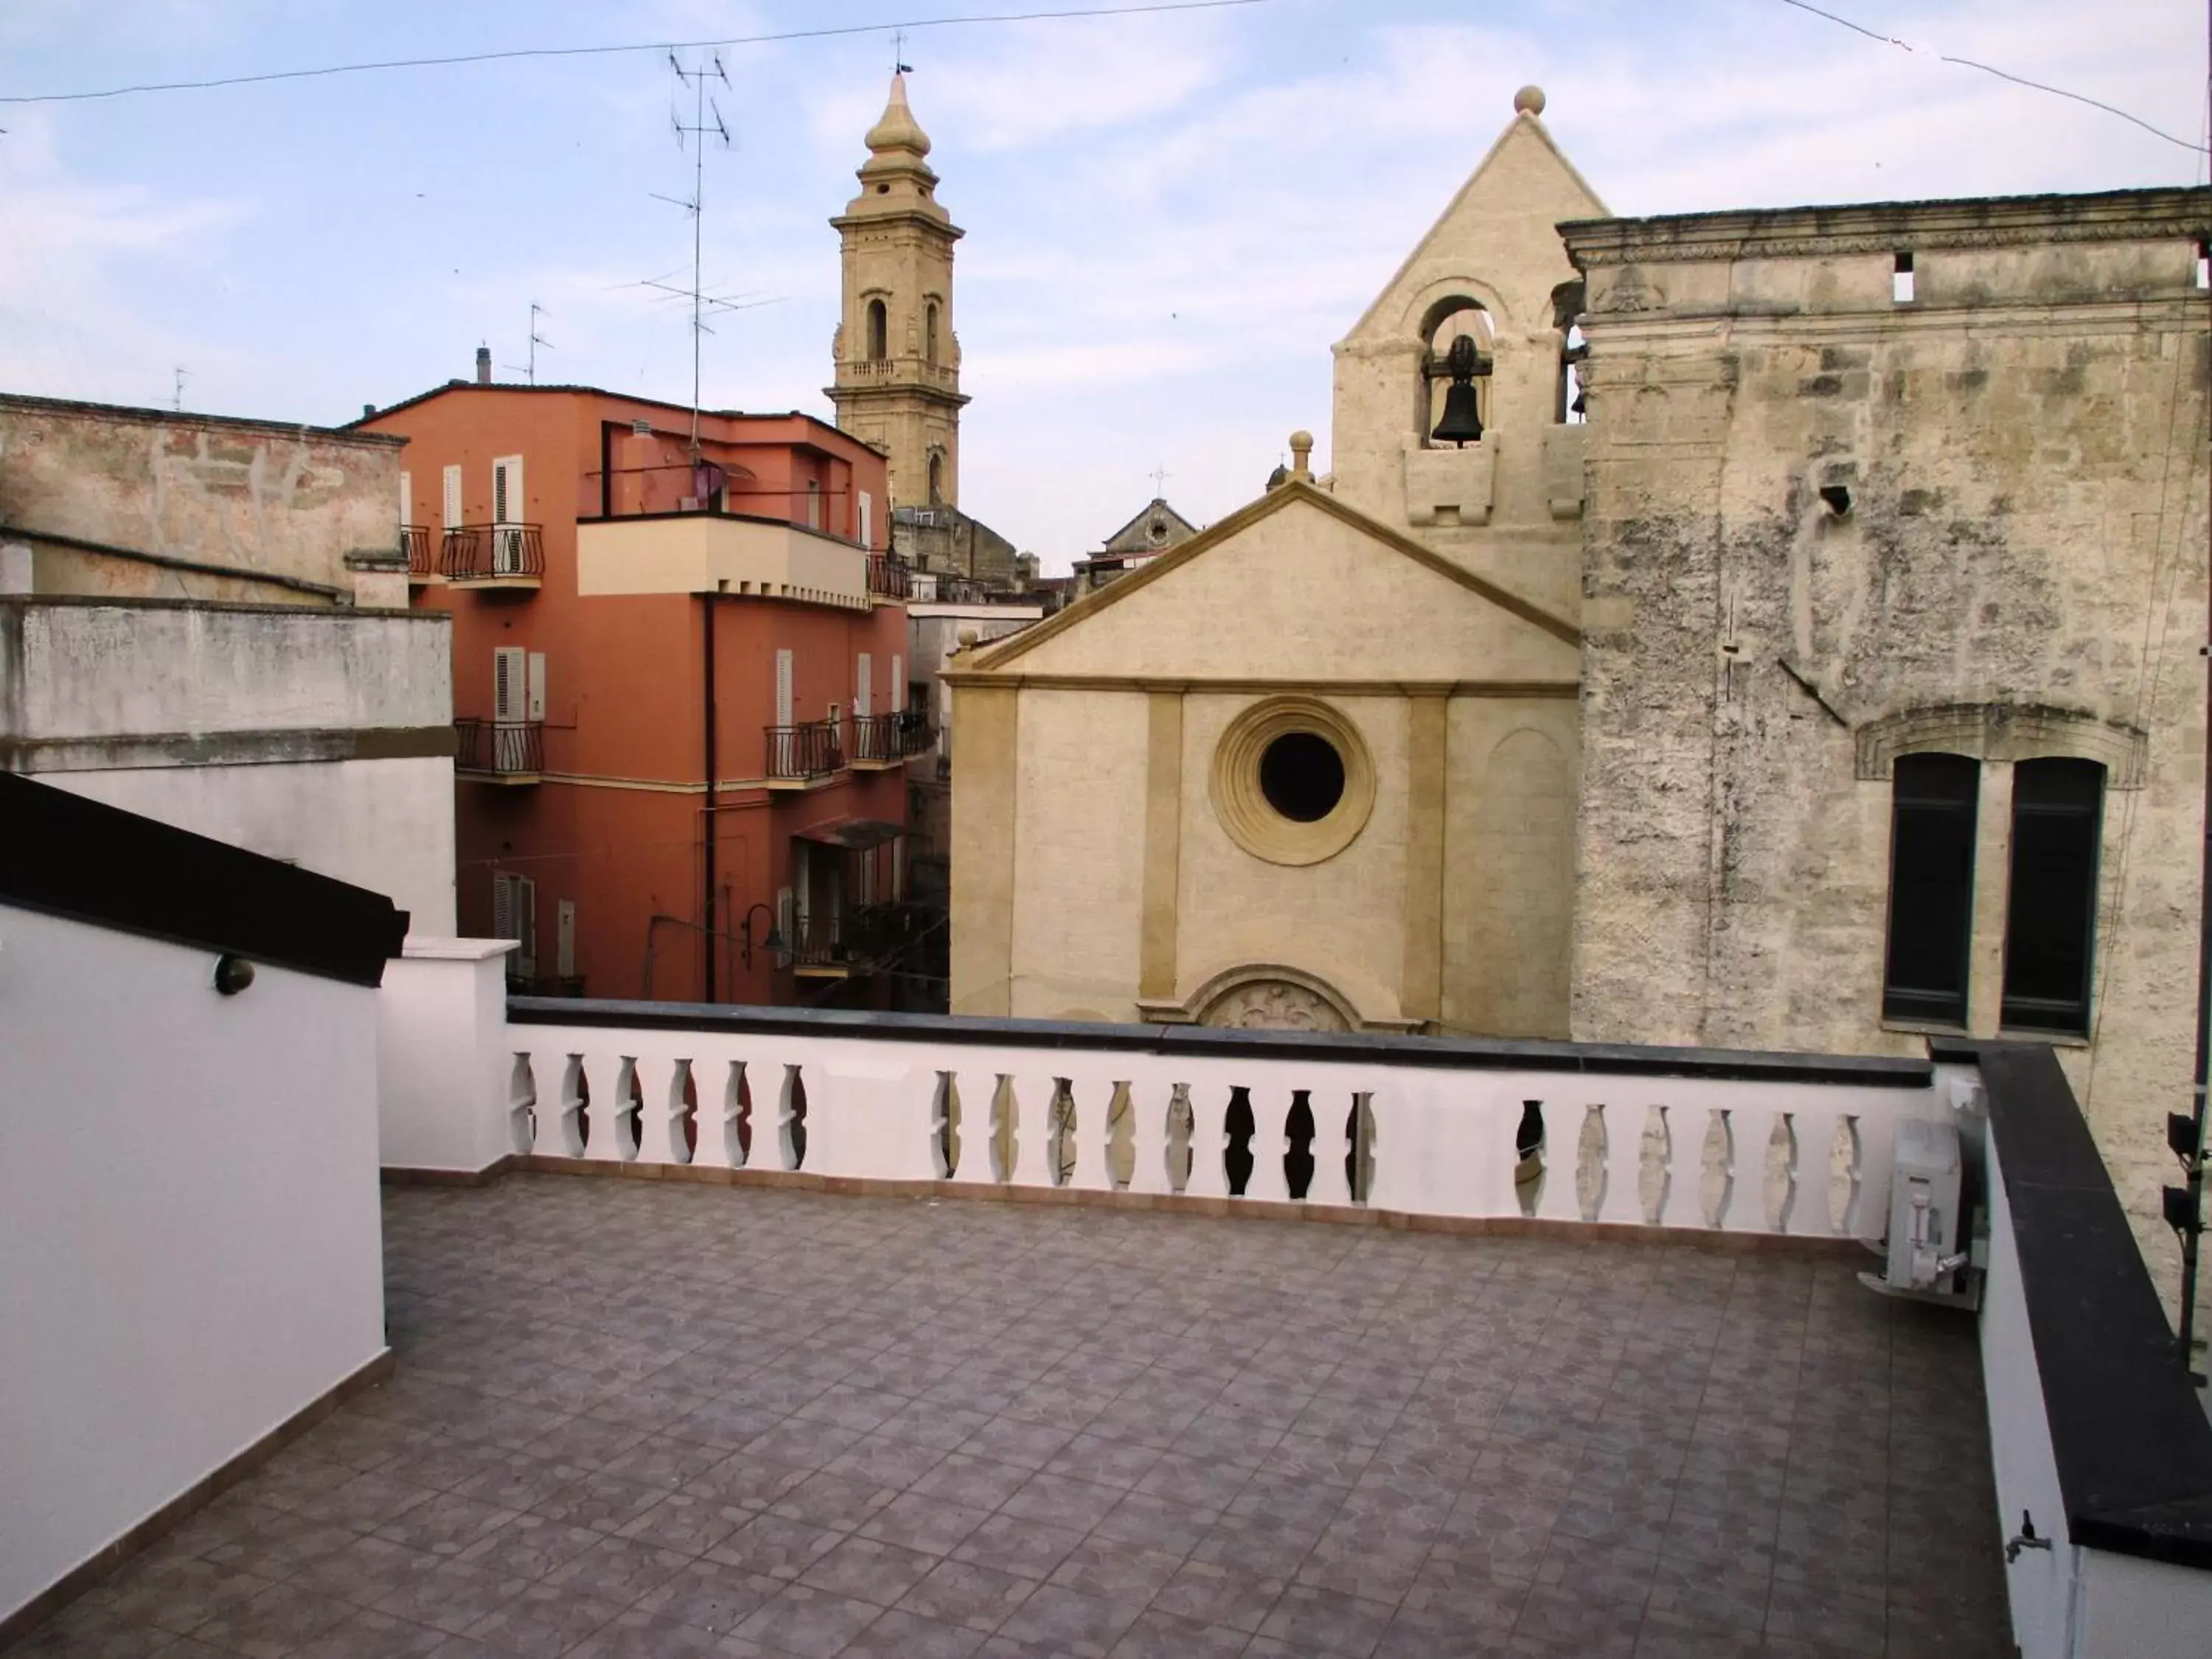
[660,49,731,459]
[172,366,188,412]
[504,302,553,385]
[890,29,913,74]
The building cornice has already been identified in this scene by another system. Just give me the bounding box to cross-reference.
[942,672,1579,698]
[1562,187,2212,268]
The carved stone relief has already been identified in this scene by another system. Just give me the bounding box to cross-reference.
[1200,979,1352,1033]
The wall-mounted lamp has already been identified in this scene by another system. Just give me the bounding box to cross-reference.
[739,902,786,970]
[213,954,257,995]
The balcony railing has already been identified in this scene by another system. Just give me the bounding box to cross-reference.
[852,710,933,766]
[442,523,545,584]
[865,553,913,599]
[454,718,544,780]
[764,719,844,783]
[782,902,932,975]
[400,524,435,580]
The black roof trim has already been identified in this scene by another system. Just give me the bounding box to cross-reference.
[0,771,408,987]
[1962,1039,2212,1571]
[509,997,1935,1086]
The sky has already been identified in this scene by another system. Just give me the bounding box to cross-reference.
[0,0,2204,570]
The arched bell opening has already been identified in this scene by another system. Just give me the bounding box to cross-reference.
[1416,297,1495,448]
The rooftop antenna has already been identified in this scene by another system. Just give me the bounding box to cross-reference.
[661,49,731,460]
[504,302,554,385]
[891,29,913,74]
[172,366,188,413]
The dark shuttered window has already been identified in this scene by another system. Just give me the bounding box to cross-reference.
[2000,759,2104,1036]
[1883,753,1980,1026]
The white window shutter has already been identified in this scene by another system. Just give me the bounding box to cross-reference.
[891,655,903,708]
[398,470,411,529]
[857,653,872,715]
[442,465,463,530]
[494,647,526,723]
[776,885,793,940]
[493,455,522,524]
[492,872,516,942]
[775,649,793,728]
[526,653,546,722]
[858,491,873,548]
[556,900,576,978]
[805,479,821,530]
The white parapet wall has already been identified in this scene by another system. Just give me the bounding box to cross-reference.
[377,936,520,1176]
[481,1002,1948,1239]
[0,902,389,1627]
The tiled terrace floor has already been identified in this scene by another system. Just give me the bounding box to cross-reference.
[21,1176,2008,1658]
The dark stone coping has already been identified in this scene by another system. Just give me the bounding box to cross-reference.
[508,997,1936,1088]
[1938,1037,2212,1571]
[0,770,408,987]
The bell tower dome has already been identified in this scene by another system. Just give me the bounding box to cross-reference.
[827,72,969,512]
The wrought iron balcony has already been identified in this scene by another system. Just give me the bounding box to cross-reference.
[441,523,544,587]
[764,719,844,785]
[400,525,436,582]
[454,718,545,782]
[865,553,914,599]
[852,710,932,768]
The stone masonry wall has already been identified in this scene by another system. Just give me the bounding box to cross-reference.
[1567,192,2211,1308]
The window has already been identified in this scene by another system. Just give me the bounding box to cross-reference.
[1893,251,1916,305]
[928,452,944,504]
[858,490,873,549]
[492,872,537,978]
[1559,324,1587,424]
[2001,759,2104,1034]
[442,464,463,531]
[1882,753,1978,1025]
[1259,731,1345,822]
[493,647,527,724]
[856,653,873,715]
[774,649,793,728]
[925,302,939,366]
[866,298,888,361]
[492,455,522,524]
[805,478,822,530]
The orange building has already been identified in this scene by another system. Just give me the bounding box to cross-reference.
[357,373,931,1007]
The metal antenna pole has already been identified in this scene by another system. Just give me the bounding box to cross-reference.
[664,52,731,461]
[172,366,187,412]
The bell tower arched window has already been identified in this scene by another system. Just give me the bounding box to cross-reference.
[1419,299,1493,448]
[866,299,888,362]
[927,451,945,504]
[925,302,940,367]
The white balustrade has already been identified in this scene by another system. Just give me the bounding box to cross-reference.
[481,1015,1946,1244]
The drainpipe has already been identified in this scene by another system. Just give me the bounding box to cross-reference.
[703,595,718,1003]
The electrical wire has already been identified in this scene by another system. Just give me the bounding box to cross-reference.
[0,0,1274,105]
[1776,0,2209,155]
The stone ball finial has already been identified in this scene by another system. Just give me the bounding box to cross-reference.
[956,626,980,649]
[1288,431,1314,479]
[1514,85,1545,116]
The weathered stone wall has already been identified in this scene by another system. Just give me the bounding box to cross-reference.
[1566,191,2211,1300]
[0,396,407,607]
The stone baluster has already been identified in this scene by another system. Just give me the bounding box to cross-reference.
[1180,1082,1232,1199]
[1305,1090,1354,1206]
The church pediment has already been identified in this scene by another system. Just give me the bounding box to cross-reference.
[960,481,1580,686]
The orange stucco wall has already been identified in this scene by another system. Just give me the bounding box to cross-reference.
[363,385,910,1005]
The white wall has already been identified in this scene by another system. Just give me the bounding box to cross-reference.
[48,756,457,936]
[0,902,388,1625]
[1978,1129,2076,1658]
[377,938,517,1175]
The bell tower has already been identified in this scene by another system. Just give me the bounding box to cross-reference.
[827,72,967,512]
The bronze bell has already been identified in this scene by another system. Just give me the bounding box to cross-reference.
[1430,333,1487,447]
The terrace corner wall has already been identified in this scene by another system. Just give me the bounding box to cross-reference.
[0,902,388,1627]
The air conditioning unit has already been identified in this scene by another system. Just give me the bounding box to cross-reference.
[1860,1117,1984,1309]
